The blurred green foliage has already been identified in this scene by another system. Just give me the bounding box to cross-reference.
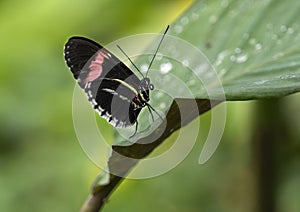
[0,0,299,212]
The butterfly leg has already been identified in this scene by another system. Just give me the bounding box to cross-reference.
[129,120,138,139]
[146,103,164,121]
[147,105,155,122]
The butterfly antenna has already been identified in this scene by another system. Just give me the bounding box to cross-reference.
[116,44,145,78]
[145,25,170,78]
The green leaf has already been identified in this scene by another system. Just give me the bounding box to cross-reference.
[104,0,300,149]
[109,0,300,138]
[166,0,300,100]
[109,0,300,139]
[107,0,300,144]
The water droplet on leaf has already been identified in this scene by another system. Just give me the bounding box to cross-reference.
[159,62,172,74]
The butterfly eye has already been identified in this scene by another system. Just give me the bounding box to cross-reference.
[149,83,154,90]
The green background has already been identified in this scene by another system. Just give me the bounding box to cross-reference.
[1,0,299,211]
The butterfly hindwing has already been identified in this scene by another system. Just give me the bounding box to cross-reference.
[64,36,142,127]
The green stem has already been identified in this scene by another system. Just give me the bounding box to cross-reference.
[80,98,221,212]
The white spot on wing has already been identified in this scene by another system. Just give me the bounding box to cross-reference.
[102,88,131,103]
[105,111,111,117]
[87,90,92,98]
[119,95,130,102]
[91,99,97,106]
[110,117,118,126]
[95,106,104,113]
[102,88,118,95]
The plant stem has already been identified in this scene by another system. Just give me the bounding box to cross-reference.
[81,98,221,212]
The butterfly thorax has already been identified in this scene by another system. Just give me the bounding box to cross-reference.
[132,77,153,107]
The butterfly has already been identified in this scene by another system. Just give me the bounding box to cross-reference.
[64,26,169,136]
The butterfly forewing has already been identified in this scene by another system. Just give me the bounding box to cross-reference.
[64,36,142,127]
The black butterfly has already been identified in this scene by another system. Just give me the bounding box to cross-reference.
[64,26,169,135]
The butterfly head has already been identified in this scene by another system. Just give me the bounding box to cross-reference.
[140,77,154,91]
